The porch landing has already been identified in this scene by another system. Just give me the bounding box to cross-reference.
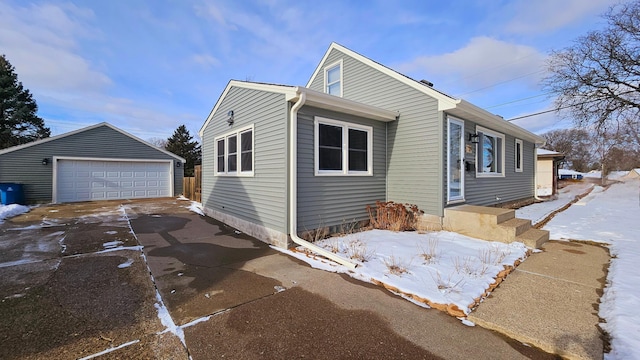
[443,205,549,248]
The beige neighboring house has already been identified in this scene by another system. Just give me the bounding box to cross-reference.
[625,168,640,180]
[536,149,565,196]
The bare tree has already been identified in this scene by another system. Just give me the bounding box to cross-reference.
[147,137,167,149]
[542,128,592,172]
[542,1,640,182]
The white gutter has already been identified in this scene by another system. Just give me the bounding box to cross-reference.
[288,90,357,269]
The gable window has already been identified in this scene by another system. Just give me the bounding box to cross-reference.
[315,117,372,176]
[515,139,523,172]
[476,126,505,177]
[324,60,343,96]
[214,125,254,176]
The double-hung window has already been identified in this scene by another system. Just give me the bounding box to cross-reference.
[515,139,523,172]
[324,60,343,97]
[214,125,254,176]
[315,117,372,176]
[476,126,505,177]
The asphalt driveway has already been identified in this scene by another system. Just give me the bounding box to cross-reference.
[0,198,556,359]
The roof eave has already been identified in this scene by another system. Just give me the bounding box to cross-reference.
[449,100,546,145]
[294,87,398,122]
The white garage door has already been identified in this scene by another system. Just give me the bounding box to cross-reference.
[56,159,172,203]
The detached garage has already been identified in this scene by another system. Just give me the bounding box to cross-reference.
[0,123,185,204]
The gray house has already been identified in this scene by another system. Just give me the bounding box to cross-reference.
[0,122,185,204]
[199,43,545,251]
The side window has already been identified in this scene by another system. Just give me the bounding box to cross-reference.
[240,129,253,172]
[315,117,372,176]
[515,139,523,172]
[216,139,225,173]
[227,135,237,173]
[324,60,343,96]
[214,125,254,176]
[318,123,343,171]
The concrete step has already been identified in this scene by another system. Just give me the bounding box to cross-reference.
[516,228,549,248]
[498,218,532,237]
[444,205,515,225]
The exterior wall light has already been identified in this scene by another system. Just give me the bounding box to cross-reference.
[468,133,479,144]
[42,158,49,165]
[227,110,234,126]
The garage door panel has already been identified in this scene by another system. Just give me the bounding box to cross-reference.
[57,160,172,203]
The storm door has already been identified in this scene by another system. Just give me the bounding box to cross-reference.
[447,117,465,202]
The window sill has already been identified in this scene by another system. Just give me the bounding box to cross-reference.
[476,173,505,178]
[315,171,373,177]
[215,172,254,177]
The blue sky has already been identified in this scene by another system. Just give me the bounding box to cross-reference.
[0,0,620,142]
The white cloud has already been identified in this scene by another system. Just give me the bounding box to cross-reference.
[191,54,220,69]
[502,0,618,35]
[397,36,546,93]
[0,2,110,93]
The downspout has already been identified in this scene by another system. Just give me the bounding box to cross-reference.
[288,90,357,269]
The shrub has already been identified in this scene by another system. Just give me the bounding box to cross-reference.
[366,201,424,231]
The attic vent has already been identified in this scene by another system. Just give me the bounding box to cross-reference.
[420,79,434,87]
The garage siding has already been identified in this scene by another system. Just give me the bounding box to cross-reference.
[0,125,183,203]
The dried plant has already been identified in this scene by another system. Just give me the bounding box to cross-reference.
[418,237,439,264]
[324,237,341,254]
[430,271,465,294]
[481,244,512,265]
[345,237,375,262]
[383,254,411,276]
[340,219,360,235]
[366,201,424,232]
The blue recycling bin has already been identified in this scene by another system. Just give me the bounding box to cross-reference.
[0,183,25,205]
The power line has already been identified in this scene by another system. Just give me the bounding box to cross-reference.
[454,69,546,97]
[485,92,552,109]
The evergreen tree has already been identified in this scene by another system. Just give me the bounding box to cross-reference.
[0,54,50,149]
[165,124,201,176]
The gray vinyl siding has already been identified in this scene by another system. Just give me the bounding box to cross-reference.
[200,87,288,233]
[309,49,443,216]
[0,125,183,203]
[448,120,535,206]
[296,106,386,231]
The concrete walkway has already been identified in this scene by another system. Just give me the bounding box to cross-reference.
[469,240,610,360]
[124,200,556,359]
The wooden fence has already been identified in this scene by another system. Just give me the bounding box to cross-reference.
[183,165,201,202]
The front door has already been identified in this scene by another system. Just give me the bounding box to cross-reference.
[447,117,464,202]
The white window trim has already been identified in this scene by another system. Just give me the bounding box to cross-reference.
[314,116,373,176]
[515,139,524,173]
[475,125,505,178]
[214,124,254,177]
[324,59,343,97]
[447,117,465,204]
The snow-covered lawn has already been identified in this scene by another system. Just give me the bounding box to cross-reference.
[280,230,528,317]
[543,179,640,360]
[516,182,594,226]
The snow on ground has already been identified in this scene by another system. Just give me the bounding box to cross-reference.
[584,170,629,180]
[0,204,30,224]
[543,179,640,360]
[516,182,594,226]
[280,229,528,315]
[187,201,204,216]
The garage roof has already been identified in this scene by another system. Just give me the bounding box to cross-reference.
[0,122,185,162]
